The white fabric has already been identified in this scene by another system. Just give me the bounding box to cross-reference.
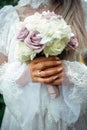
[0,6,19,56]
[18,0,50,8]
[0,5,87,130]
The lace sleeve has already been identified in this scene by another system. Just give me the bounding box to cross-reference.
[0,5,19,56]
[62,61,87,118]
[0,61,41,127]
[0,61,33,122]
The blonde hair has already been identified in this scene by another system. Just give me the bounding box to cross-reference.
[53,0,87,61]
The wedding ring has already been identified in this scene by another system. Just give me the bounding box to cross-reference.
[38,71,42,78]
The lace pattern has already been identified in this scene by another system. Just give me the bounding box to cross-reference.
[62,61,87,114]
[1,61,85,126]
[18,0,50,8]
[0,62,24,122]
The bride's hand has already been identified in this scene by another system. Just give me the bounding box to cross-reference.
[29,56,63,86]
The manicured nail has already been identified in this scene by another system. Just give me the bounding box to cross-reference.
[57,61,61,64]
[53,75,58,80]
[57,67,62,71]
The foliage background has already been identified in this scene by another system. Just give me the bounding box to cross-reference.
[0,0,19,8]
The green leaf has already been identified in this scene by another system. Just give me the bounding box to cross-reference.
[0,94,5,128]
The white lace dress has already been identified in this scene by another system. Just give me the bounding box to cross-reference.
[0,5,87,130]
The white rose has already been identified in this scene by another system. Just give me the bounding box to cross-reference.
[15,42,36,63]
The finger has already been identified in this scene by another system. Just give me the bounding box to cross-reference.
[42,65,63,77]
[33,66,63,77]
[52,78,63,86]
[35,60,62,70]
[57,71,64,78]
[31,56,60,64]
[32,74,59,84]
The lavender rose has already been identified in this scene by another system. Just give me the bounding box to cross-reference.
[68,36,79,50]
[17,27,29,41]
[25,31,45,53]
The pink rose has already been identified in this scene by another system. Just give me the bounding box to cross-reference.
[25,31,45,53]
[42,12,62,20]
[17,27,29,41]
[68,36,79,50]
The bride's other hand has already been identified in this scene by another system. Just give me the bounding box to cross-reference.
[29,56,63,85]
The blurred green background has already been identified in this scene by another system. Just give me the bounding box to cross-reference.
[0,0,19,8]
[0,95,5,127]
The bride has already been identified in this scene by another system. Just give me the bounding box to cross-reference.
[0,0,87,130]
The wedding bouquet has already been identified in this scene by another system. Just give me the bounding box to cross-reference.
[15,11,78,98]
[15,11,78,63]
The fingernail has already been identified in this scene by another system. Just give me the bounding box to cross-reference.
[57,67,63,71]
[53,75,58,80]
[57,61,61,64]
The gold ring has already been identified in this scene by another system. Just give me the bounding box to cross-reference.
[38,71,42,77]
